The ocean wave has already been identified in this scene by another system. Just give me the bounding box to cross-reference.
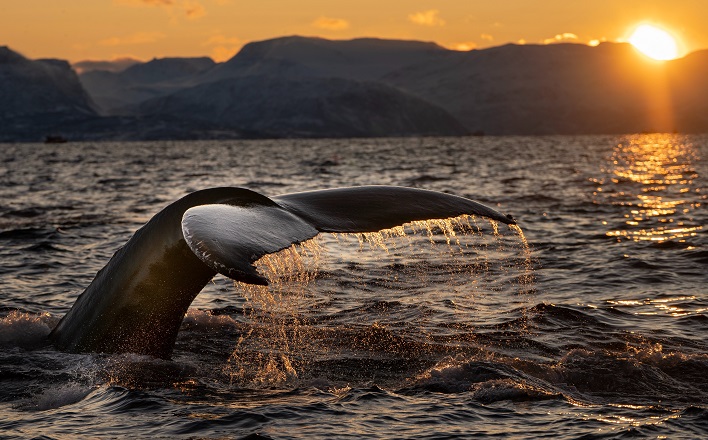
[17,383,94,411]
[0,310,54,349]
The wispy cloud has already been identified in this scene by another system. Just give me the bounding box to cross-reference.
[72,57,142,74]
[210,46,238,62]
[408,9,445,27]
[182,0,206,19]
[203,34,241,62]
[203,35,240,46]
[114,0,206,20]
[480,34,494,42]
[543,33,579,44]
[312,16,350,31]
[99,31,166,46]
[114,0,174,6]
[452,42,477,51]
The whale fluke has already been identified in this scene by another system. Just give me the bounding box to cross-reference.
[183,203,318,286]
[49,186,515,358]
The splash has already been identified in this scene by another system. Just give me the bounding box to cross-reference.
[224,240,324,385]
[0,310,54,348]
[224,215,535,387]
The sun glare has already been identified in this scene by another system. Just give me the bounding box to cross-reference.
[628,25,679,60]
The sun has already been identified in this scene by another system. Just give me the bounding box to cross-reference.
[628,25,679,61]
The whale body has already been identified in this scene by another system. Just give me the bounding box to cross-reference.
[49,186,515,358]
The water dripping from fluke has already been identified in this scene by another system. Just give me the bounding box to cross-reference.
[225,215,535,387]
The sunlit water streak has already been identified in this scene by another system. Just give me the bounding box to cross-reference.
[594,134,704,242]
[0,135,706,439]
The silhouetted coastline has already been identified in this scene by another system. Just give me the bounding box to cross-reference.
[2,38,707,142]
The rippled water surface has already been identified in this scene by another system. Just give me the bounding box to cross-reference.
[1,135,706,439]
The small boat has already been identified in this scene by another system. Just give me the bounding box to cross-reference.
[44,135,68,144]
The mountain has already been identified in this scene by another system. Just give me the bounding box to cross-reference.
[208,36,448,81]
[665,49,708,132]
[382,42,696,134]
[0,46,98,141]
[79,37,447,113]
[4,37,708,142]
[137,75,468,138]
[79,57,215,113]
[74,36,708,137]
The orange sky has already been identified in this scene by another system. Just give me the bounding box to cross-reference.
[1,0,705,62]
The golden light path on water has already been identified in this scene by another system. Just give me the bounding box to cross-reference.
[588,134,706,322]
[593,134,704,242]
[222,216,534,387]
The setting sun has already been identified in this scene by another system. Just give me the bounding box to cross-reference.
[628,24,679,60]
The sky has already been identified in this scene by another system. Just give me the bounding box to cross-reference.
[1,0,706,63]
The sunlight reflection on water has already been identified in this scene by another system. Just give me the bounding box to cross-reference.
[595,134,704,242]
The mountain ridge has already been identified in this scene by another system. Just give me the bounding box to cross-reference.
[0,47,98,141]
[2,36,708,141]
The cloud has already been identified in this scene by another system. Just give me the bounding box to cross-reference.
[452,42,477,51]
[480,34,494,42]
[99,31,166,46]
[73,57,142,74]
[182,0,206,19]
[543,33,579,45]
[408,9,445,27]
[114,0,206,20]
[114,0,174,5]
[203,34,241,62]
[203,35,240,46]
[312,16,350,31]
[210,46,239,62]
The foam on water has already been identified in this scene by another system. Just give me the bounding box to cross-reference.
[181,309,240,330]
[0,311,54,348]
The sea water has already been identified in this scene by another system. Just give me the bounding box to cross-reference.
[0,135,706,439]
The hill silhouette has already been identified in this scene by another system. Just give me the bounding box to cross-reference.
[383,42,700,134]
[136,75,467,138]
[0,47,97,141]
[79,57,215,113]
[2,37,708,141]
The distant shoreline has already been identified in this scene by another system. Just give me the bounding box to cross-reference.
[3,37,707,142]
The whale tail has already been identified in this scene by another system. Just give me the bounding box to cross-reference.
[51,186,515,357]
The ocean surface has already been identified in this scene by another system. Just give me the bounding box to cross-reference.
[0,135,706,439]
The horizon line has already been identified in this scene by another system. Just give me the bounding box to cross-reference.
[5,35,704,66]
